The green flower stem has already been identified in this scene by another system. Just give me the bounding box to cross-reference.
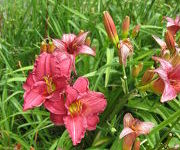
[122,64,129,94]
[137,81,153,92]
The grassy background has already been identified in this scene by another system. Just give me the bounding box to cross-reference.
[0,0,180,149]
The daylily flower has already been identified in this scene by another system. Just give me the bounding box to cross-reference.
[23,51,72,114]
[50,77,107,145]
[120,113,154,150]
[103,11,119,47]
[152,56,180,102]
[164,16,180,36]
[118,39,133,66]
[53,32,96,71]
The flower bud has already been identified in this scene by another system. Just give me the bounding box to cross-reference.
[85,37,91,46]
[122,16,130,39]
[170,53,180,67]
[151,78,164,94]
[132,62,143,77]
[103,11,119,47]
[133,139,141,150]
[161,50,170,60]
[40,39,55,53]
[141,68,155,85]
[40,41,47,53]
[78,30,84,36]
[118,39,133,66]
[165,31,176,55]
[132,25,140,38]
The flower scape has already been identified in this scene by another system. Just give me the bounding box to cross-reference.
[1,1,180,150]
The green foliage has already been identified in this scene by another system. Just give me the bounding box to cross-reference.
[0,0,179,149]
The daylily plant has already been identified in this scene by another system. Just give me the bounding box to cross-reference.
[50,77,107,145]
[152,56,180,102]
[120,113,154,150]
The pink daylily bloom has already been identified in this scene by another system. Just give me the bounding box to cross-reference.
[53,32,96,71]
[152,56,180,102]
[23,51,72,114]
[120,113,154,150]
[50,77,107,145]
[164,16,180,36]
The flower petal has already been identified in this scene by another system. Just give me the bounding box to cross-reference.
[123,113,134,127]
[135,120,154,136]
[44,93,66,114]
[65,86,78,107]
[80,91,107,116]
[53,76,68,91]
[122,133,136,150]
[161,80,177,102]
[72,32,88,46]
[23,72,35,91]
[64,115,87,145]
[52,39,67,51]
[23,81,46,111]
[33,53,56,80]
[54,51,72,78]
[119,127,134,139]
[169,65,180,80]
[152,56,173,72]
[86,115,99,131]
[76,45,96,56]
[154,68,177,102]
[62,34,76,45]
[152,35,166,50]
[50,113,65,126]
[73,77,89,93]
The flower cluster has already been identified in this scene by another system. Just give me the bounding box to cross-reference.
[23,32,107,145]
[141,15,180,102]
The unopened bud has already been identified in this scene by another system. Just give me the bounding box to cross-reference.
[122,16,130,39]
[162,50,170,60]
[132,62,143,77]
[141,68,155,85]
[133,139,140,150]
[152,78,164,95]
[85,37,91,46]
[78,30,84,36]
[40,41,47,53]
[40,39,55,53]
[170,53,180,67]
[103,11,119,47]
[132,25,140,38]
[165,31,176,55]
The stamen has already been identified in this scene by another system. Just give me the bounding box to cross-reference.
[44,76,56,94]
[69,100,83,116]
